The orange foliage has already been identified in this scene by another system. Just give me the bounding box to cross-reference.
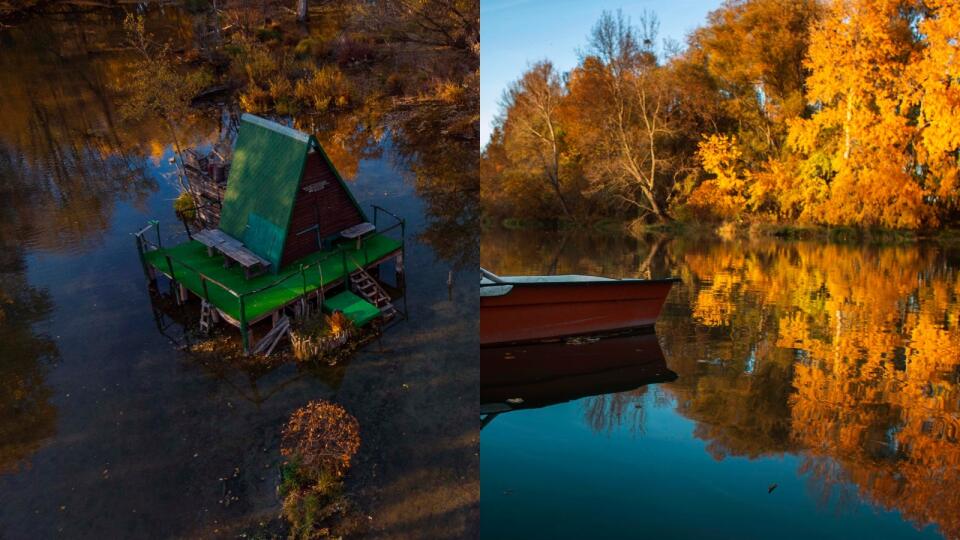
[908,0,960,209]
[787,0,936,228]
[281,400,361,478]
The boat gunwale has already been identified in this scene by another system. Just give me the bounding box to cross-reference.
[480,276,681,288]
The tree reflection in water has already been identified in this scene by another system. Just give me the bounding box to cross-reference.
[0,246,59,474]
[483,230,960,536]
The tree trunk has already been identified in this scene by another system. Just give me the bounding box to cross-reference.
[296,0,308,22]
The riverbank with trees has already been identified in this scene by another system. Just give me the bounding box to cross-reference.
[481,0,960,233]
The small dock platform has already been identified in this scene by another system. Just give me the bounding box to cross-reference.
[143,232,401,325]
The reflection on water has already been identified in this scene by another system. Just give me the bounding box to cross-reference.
[481,331,676,435]
[0,248,58,475]
[0,6,477,537]
[482,230,958,539]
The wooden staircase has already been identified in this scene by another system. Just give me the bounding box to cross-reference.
[349,267,399,321]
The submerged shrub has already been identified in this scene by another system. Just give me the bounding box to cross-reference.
[334,35,376,66]
[269,76,299,116]
[281,400,360,478]
[173,192,196,221]
[280,401,359,538]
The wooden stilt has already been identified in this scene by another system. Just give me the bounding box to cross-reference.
[395,252,405,287]
[172,281,181,305]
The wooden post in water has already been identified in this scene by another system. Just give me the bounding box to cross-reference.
[396,252,405,287]
[239,295,249,354]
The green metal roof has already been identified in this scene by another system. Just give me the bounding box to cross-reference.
[219,114,309,271]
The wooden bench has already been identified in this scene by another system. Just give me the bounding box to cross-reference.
[219,241,271,279]
[340,222,376,250]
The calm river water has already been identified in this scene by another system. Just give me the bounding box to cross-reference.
[482,229,960,539]
[0,9,478,539]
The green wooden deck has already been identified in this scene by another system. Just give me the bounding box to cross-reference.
[143,233,401,324]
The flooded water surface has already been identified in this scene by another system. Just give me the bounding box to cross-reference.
[481,229,960,539]
[0,8,477,538]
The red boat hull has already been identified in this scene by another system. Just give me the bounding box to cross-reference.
[480,278,677,346]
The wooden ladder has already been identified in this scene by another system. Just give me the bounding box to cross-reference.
[199,300,213,334]
[349,267,398,321]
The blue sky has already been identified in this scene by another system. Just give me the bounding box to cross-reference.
[480,0,724,147]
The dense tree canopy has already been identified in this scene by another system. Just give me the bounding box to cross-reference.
[483,0,960,231]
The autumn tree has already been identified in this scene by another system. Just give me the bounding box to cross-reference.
[907,0,960,220]
[686,0,821,163]
[498,60,573,217]
[481,2,959,229]
[688,134,750,219]
[565,11,686,222]
[787,0,932,228]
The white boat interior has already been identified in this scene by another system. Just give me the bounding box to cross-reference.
[480,268,620,297]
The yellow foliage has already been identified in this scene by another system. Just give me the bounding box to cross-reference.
[786,0,936,229]
[295,65,354,111]
[907,0,960,209]
[688,134,749,220]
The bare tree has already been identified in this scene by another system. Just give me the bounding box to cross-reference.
[500,61,571,217]
[296,0,307,22]
[580,10,679,222]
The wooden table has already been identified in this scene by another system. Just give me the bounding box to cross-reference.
[194,228,240,256]
[340,222,376,250]
[193,228,270,278]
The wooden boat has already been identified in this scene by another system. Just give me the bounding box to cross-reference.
[480,268,679,346]
[481,330,676,420]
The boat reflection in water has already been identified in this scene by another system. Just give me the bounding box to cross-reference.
[481,330,676,428]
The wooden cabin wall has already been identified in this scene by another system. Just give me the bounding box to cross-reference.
[280,152,364,267]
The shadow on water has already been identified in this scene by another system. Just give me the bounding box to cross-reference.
[482,228,960,539]
[0,5,478,538]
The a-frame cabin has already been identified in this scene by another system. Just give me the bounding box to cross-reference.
[218,114,368,273]
[136,114,405,354]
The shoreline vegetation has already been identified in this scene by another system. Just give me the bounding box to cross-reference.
[482,214,960,245]
[482,0,960,233]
